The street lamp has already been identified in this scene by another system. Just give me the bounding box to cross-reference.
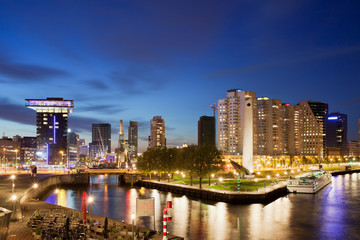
[131,213,135,240]
[88,196,94,222]
[10,175,15,193]
[15,149,18,168]
[2,148,5,170]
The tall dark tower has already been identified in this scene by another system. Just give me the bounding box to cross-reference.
[198,116,215,146]
[128,121,138,159]
[326,113,347,156]
[26,98,74,165]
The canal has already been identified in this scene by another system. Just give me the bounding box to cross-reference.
[44,173,360,239]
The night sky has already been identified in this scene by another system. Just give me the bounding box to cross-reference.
[1,1,360,152]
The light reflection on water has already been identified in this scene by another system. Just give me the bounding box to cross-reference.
[44,174,360,240]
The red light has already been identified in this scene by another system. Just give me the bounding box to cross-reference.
[285,103,290,106]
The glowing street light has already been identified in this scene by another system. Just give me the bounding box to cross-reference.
[55,189,59,194]
[10,175,15,193]
[88,196,94,222]
[33,183,38,189]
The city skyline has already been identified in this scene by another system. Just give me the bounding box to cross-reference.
[1,1,360,152]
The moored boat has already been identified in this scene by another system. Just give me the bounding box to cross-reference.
[287,170,332,193]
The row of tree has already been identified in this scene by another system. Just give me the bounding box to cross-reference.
[137,145,224,188]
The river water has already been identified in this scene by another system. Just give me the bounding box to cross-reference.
[44,174,360,240]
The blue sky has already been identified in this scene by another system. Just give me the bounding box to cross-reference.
[0,0,360,152]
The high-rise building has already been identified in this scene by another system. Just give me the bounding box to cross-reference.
[282,103,302,156]
[0,138,21,165]
[298,101,326,157]
[326,113,347,156]
[91,123,111,155]
[217,89,258,155]
[348,140,359,157]
[128,121,138,158]
[25,98,74,165]
[198,116,215,146]
[19,137,37,163]
[149,116,166,148]
[257,98,283,155]
[304,101,328,156]
[68,131,79,163]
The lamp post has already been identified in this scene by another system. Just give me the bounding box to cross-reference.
[59,151,64,166]
[67,129,71,171]
[15,149,18,170]
[2,148,5,170]
[10,175,15,193]
[11,194,17,221]
[131,213,135,240]
[88,196,93,222]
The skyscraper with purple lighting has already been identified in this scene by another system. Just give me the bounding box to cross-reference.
[26,97,74,165]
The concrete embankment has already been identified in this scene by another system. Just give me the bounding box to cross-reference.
[331,168,360,176]
[21,173,90,203]
[136,180,288,204]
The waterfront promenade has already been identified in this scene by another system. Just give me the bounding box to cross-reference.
[0,172,181,239]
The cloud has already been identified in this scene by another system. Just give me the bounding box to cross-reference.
[166,126,176,131]
[79,104,126,115]
[336,97,360,107]
[0,56,70,81]
[109,67,166,95]
[206,45,360,80]
[68,115,104,133]
[82,80,109,90]
[0,98,35,125]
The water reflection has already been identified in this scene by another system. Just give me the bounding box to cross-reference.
[44,174,360,240]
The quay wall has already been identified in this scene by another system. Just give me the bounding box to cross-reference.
[136,180,288,204]
[331,169,360,176]
[20,174,90,203]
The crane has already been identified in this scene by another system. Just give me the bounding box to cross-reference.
[210,102,218,117]
[117,120,128,168]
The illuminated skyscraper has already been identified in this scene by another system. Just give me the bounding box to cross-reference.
[149,116,166,148]
[282,103,302,156]
[217,89,258,155]
[299,101,327,157]
[257,97,283,156]
[326,113,347,155]
[25,97,74,165]
[217,89,257,172]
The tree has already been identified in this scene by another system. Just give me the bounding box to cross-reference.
[193,145,224,189]
[178,145,198,186]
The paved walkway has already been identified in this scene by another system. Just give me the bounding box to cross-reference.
[0,173,182,240]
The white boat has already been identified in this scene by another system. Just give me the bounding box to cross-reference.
[287,170,332,193]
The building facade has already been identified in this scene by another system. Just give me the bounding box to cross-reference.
[326,113,347,156]
[299,101,327,157]
[217,89,258,155]
[198,116,215,146]
[149,116,166,148]
[91,123,111,156]
[26,98,74,165]
[128,121,138,159]
[282,103,302,156]
[348,140,359,157]
[68,131,79,163]
[257,98,283,156]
